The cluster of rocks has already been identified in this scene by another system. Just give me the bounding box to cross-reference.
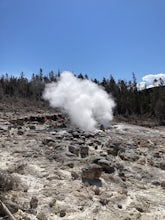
[0,112,165,219]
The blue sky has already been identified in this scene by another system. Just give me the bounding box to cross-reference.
[1,0,165,82]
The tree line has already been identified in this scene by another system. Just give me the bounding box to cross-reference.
[0,69,165,124]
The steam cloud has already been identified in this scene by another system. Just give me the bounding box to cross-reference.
[43,71,115,131]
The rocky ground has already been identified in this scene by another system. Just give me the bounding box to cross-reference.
[0,108,165,220]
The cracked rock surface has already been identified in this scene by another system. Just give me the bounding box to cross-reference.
[0,110,165,220]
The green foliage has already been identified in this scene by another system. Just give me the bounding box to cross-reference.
[0,70,165,124]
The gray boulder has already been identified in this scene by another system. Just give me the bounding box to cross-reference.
[81,164,102,180]
[80,146,89,158]
[68,145,79,156]
[97,159,115,173]
[0,170,14,191]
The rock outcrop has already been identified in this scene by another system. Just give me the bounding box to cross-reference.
[0,111,165,220]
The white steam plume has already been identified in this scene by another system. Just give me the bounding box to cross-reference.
[43,71,115,131]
